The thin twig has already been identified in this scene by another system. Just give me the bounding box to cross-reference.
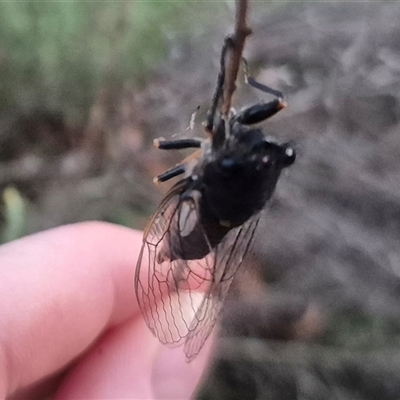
[222,0,252,117]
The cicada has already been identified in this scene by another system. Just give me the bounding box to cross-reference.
[135,37,295,361]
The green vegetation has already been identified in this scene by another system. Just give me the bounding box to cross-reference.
[0,2,224,124]
[1,186,27,242]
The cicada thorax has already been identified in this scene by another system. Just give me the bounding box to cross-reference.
[198,127,292,229]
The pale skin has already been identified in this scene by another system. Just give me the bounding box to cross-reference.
[0,222,212,399]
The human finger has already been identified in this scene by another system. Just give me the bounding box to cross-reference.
[55,315,214,399]
[0,222,141,398]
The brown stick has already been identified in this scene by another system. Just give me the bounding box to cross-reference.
[222,0,252,117]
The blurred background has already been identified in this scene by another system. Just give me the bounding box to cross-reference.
[1,2,400,399]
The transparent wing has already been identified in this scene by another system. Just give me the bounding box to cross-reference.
[135,180,259,361]
[183,218,259,361]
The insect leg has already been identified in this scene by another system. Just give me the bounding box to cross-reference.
[187,106,200,130]
[153,164,186,183]
[243,58,285,100]
[205,36,234,133]
[233,58,287,126]
[233,100,286,126]
[154,138,202,150]
[154,148,202,183]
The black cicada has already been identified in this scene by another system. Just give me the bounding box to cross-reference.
[135,37,295,361]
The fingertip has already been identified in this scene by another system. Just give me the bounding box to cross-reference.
[151,332,215,399]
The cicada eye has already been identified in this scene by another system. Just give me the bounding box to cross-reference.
[282,145,296,167]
